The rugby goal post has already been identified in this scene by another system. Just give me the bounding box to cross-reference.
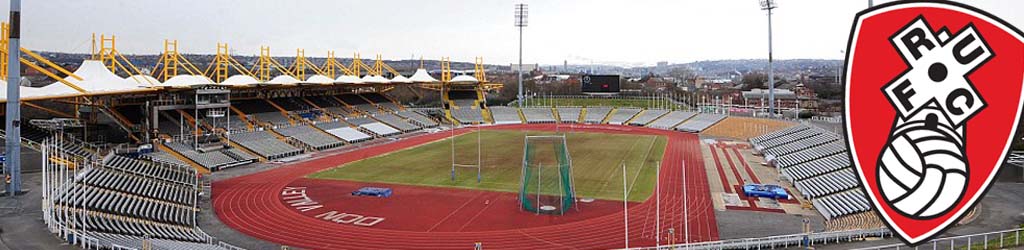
[519,135,578,215]
[451,123,482,182]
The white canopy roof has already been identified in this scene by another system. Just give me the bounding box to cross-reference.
[221,75,262,86]
[361,75,390,84]
[450,75,479,83]
[336,75,363,84]
[0,80,6,101]
[21,81,81,100]
[268,75,301,85]
[390,75,413,83]
[60,60,152,94]
[408,68,438,83]
[305,74,334,84]
[124,74,161,87]
[0,80,45,102]
[162,74,215,87]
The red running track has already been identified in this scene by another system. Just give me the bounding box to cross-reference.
[283,178,632,232]
[212,124,718,249]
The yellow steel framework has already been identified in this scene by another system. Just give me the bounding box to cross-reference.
[349,53,371,77]
[288,48,327,80]
[250,46,293,81]
[91,34,151,83]
[0,26,509,115]
[370,54,401,77]
[0,22,85,93]
[440,57,452,83]
[371,55,383,76]
[474,57,502,90]
[207,43,230,82]
[440,57,453,107]
[202,43,254,82]
[320,51,353,78]
[474,57,486,82]
[472,57,487,105]
[0,22,6,78]
[415,57,501,91]
[153,39,204,82]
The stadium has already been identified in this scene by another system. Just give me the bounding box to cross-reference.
[1,1,1023,250]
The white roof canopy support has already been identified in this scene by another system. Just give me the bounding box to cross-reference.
[306,74,334,84]
[361,75,390,84]
[336,75,363,84]
[409,68,439,83]
[221,74,263,86]
[124,74,161,87]
[268,75,301,85]
[390,75,412,83]
[450,74,479,83]
[162,74,215,87]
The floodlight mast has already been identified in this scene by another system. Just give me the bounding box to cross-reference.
[4,0,22,196]
[760,0,777,118]
[515,4,528,108]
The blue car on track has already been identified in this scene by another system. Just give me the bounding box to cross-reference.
[351,187,393,197]
[742,184,789,200]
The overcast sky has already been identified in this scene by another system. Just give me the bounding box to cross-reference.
[5,0,1023,66]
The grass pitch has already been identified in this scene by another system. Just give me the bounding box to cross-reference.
[308,130,666,202]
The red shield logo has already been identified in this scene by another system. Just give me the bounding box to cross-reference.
[844,1,1024,245]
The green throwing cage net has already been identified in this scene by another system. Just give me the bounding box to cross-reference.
[519,135,577,215]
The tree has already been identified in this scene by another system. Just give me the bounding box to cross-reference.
[805,82,844,100]
[741,72,768,90]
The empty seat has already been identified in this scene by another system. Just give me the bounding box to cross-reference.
[773,143,847,169]
[228,130,303,160]
[606,108,642,125]
[373,113,421,132]
[102,155,195,185]
[362,93,401,111]
[325,127,373,143]
[164,142,256,170]
[583,107,613,124]
[647,111,697,129]
[396,110,439,128]
[360,122,401,137]
[556,107,582,123]
[750,125,810,144]
[763,133,839,157]
[275,125,346,150]
[490,107,523,124]
[521,108,556,123]
[47,155,223,248]
[345,117,376,126]
[812,189,871,220]
[451,108,485,124]
[793,168,859,198]
[675,113,727,132]
[628,109,669,126]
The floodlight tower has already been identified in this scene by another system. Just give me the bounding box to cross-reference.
[760,0,777,118]
[515,3,528,108]
[4,0,21,196]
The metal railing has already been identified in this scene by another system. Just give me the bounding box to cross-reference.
[1006,151,1024,168]
[218,241,247,250]
[517,94,691,109]
[853,227,1023,250]
[637,228,891,250]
